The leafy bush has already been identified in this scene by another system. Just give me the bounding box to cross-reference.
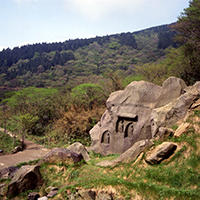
[0,131,20,154]
[71,83,106,109]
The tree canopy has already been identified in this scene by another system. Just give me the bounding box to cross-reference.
[171,0,200,84]
[0,24,177,88]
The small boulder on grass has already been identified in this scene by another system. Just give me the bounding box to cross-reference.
[67,142,90,161]
[145,142,177,164]
[45,186,58,198]
[38,148,83,166]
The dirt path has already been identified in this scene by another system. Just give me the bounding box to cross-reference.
[0,129,50,170]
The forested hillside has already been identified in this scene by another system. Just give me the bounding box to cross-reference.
[0,24,177,88]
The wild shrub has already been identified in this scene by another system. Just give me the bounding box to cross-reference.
[0,131,20,154]
[47,105,105,147]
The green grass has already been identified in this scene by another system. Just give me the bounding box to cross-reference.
[14,159,41,168]
[36,146,200,200]
[4,143,200,200]
[194,110,200,117]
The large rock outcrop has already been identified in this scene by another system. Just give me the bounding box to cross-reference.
[90,77,200,155]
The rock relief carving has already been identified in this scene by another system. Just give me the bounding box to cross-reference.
[101,131,111,144]
[116,116,138,138]
[124,123,134,138]
[117,119,124,133]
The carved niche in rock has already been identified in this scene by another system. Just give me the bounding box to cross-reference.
[116,115,138,139]
[101,130,111,144]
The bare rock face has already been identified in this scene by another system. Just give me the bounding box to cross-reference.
[39,148,83,165]
[145,142,177,164]
[90,77,200,155]
[150,91,198,137]
[67,142,90,162]
[6,165,43,196]
[154,76,186,108]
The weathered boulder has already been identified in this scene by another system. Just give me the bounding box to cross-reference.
[45,186,58,194]
[96,139,154,167]
[90,77,200,155]
[6,165,43,196]
[157,127,174,141]
[38,148,83,165]
[47,189,58,198]
[145,142,177,164]
[0,166,19,179]
[174,122,190,137]
[67,142,90,161]
[45,186,58,198]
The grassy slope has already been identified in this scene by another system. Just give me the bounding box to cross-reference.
[2,109,200,200]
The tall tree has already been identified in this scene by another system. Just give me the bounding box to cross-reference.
[171,0,200,84]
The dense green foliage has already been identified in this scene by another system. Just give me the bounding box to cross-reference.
[170,0,200,84]
[135,0,200,86]
[0,85,107,146]
[71,83,105,109]
[2,87,59,136]
[0,24,177,88]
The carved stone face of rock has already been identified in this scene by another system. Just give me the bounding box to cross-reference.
[90,77,192,155]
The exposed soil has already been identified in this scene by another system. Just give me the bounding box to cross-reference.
[0,129,50,170]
